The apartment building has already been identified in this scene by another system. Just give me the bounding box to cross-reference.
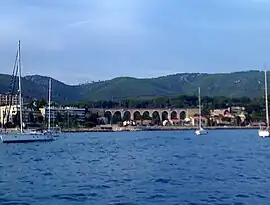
[0,105,36,125]
[39,106,86,123]
[0,94,20,106]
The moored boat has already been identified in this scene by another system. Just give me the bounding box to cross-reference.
[1,41,54,143]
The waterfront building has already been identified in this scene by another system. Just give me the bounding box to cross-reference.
[0,105,40,125]
[0,94,20,106]
[210,106,246,125]
[39,106,86,123]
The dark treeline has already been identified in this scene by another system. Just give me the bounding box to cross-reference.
[67,95,263,112]
[63,95,266,121]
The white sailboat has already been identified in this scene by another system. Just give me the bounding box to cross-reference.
[195,87,208,135]
[45,78,61,136]
[0,41,54,143]
[258,69,270,137]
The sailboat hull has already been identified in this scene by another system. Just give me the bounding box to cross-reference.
[195,129,208,135]
[258,129,270,138]
[0,133,54,143]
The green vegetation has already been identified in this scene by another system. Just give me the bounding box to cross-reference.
[0,70,268,103]
[1,93,266,129]
[70,95,265,121]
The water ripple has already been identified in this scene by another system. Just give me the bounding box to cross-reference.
[0,130,270,204]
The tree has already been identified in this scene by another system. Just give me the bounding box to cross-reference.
[235,116,242,126]
[73,114,79,127]
[13,112,20,126]
[28,112,35,123]
[37,115,44,123]
[86,112,99,125]
[35,99,47,108]
[55,112,63,123]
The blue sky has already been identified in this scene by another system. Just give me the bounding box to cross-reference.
[0,0,270,84]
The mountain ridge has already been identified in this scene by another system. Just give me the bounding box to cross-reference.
[0,70,266,103]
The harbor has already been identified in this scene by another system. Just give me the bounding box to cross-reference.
[2,1,270,204]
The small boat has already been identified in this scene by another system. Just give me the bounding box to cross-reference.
[195,127,208,136]
[1,41,54,143]
[258,69,270,137]
[195,87,208,135]
[258,128,269,137]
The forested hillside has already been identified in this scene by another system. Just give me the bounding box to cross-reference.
[0,70,266,103]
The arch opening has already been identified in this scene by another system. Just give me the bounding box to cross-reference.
[142,111,151,120]
[123,111,131,121]
[152,111,161,125]
[112,111,122,124]
[104,111,112,124]
[133,111,141,121]
[170,111,178,120]
[180,111,186,120]
[161,111,169,121]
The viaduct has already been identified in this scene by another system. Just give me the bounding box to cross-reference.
[88,108,200,122]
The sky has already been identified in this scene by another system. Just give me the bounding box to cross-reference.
[0,0,270,84]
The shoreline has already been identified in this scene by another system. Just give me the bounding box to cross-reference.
[61,126,259,133]
[0,126,260,134]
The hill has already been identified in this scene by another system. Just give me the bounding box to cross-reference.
[0,70,266,103]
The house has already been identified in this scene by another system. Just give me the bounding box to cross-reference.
[210,106,246,125]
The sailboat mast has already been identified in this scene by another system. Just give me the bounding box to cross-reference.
[48,78,51,131]
[18,40,23,134]
[264,69,269,128]
[198,87,202,128]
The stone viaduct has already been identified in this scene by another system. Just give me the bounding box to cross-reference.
[88,108,200,122]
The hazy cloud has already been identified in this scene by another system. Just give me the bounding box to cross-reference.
[0,0,270,84]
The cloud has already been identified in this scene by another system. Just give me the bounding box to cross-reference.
[0,0,150,51]
[65,0,149,36]
[1,0,270,84]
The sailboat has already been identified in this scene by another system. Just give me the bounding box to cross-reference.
[45,78,61,136]
[0,41,54,143]
[258,69,270,137]
[195,87,208,135]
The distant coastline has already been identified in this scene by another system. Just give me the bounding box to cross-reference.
[0,125,259,134]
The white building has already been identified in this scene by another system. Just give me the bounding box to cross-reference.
[39,107,86,123]
[0,105,36,125]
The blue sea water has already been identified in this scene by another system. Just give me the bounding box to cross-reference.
[0,130,270,205]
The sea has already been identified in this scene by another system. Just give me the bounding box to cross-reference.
[0,130,270,205]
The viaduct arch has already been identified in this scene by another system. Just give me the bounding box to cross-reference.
[98,108,199,124]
